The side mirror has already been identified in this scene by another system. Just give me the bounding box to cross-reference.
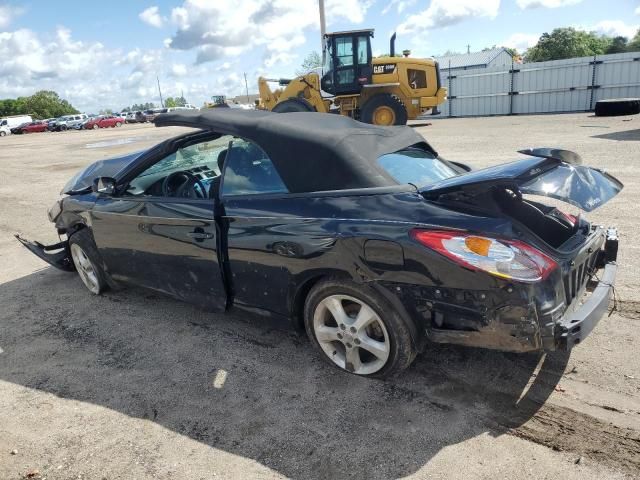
[92,177,116,195]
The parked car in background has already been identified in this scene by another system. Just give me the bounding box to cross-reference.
[125,111,146,123]
[143,108,168,122]
[24,120,50,133]
[0,115,32,130]
[85,115,125,129]
[48,114,88,132]
[17,110,622,378]
[10,122,30,134]
[12,120,49,134]
[0,125,10,136]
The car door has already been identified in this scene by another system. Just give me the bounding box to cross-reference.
[90,136,228,311]
[217,137,295,315]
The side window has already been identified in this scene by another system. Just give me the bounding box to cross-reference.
[408,69,427,89]
[336,37,354,67]
[221,138,287,195]
[357,36,368,64]
[126,135,231,197]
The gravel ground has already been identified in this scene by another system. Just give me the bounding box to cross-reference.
[0,115,638,480]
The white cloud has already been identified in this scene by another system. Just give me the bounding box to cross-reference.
[139,6,165,28]
[171,63,188,76]
[0,5,21,28]
[325,0,371,24]
[502,32,540,51]
[165,0,371,67]
[590,20,639,39]
[517,0,582,8]
[398,0,500,35]
[636,6,640,15]
[382,0,417,15]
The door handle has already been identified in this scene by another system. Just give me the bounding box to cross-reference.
[187,230,213,240]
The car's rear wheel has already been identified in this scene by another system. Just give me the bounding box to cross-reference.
[69,229,109,295]
[93,124,99,129]
[116,121,122,127]
[304,279,416,378]
[0,131,5,137]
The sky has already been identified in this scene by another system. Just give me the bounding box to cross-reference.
[0,0,638,112]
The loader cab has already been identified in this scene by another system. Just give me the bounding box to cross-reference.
[321,29,373,96]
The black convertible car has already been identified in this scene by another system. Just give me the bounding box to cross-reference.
[18,110,621,377]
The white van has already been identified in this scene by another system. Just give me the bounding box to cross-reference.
[0,115,32,129]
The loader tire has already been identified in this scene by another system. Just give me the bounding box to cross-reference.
[595,98,640,117]
[272,98,315,113]
[360,94,408,126]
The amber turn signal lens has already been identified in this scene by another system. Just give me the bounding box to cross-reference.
[464,236,492,257]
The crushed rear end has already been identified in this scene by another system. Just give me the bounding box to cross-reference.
[414,148,622,352]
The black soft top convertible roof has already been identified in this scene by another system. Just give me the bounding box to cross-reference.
[154,109,436,193]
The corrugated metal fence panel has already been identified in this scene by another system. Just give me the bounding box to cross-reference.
[593,51,640,104]
[438,52,640,116]
[513,56,592,113]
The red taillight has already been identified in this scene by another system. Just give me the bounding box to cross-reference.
[411,229,557,283]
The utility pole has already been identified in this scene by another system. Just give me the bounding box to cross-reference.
[157,76,164,108]
[319,0,326,63]
[243,72,250,104]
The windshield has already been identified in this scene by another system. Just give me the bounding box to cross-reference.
[378,148,459,186]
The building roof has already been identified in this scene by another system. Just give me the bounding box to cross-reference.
[154,109,434,193]
[435,48,511,69]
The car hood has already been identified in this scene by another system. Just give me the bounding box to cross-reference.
[62,150,144,194]
[420,148,623,212]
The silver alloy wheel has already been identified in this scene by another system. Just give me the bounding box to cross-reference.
[313,294,390,375]
[70,243,100,294]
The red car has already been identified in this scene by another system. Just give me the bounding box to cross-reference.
[16,121,49,134]
[85,116,125,129]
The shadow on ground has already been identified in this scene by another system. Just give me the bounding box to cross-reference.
[0,267,568,479]
[591,128,640,141]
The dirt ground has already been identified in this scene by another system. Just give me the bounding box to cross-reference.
[0,114,638,480]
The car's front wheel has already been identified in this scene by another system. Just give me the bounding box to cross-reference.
[69,229,109,295]
[93,124,99,130]
[304,279,416,378]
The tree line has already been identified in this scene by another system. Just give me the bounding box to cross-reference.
[0,91,79,119]
[525,27,640,62]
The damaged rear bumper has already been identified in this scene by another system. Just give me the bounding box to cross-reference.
[556,262,616,350]
[15,235,74,272]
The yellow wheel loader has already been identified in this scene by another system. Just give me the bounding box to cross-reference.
[258,30,447,126]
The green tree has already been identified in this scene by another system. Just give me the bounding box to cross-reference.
[525,28,612,62]
[629,29,640,51]
[605,36,628,54]
[165,97,177,108]
[0,91,78,119]
[296,51,322,76]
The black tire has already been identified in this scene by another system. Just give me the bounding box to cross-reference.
[115,121,122,127]
[360,93,408,126]
[272,98,314,113]
[0,131,5,137]
[595,98,640,117]
[68,229,109,295]
[304,278,417,378]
